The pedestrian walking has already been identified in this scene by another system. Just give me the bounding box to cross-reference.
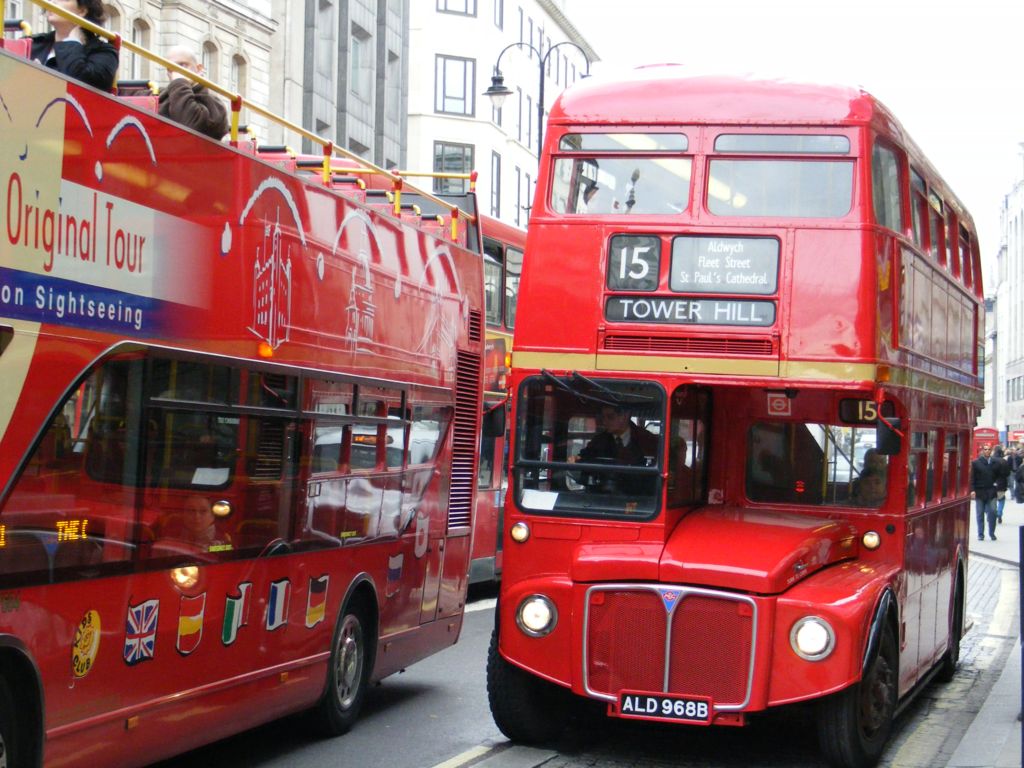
[992,445,1011,522]
[970,444,999,540]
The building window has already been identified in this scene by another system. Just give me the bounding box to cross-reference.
[385,50,400,122]
[434,55,475,116]
[525,94,532,150]
[349,138,370,159]
[131,19,151,80]
[101,4,118,32]
[316,2,336,80]
[230,55,247,98]
[202,41,218,84]
[490,151,501,217]
[433,141,474,194]
[514,165,522,227]
[437,0,476,14]
[4,0,22,20]
[515,87,522,143]
[350,23,372,101]
[494,0,503,28]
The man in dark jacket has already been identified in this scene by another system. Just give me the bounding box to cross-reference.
[578,404,658,495]
[970,445,1000,541]
[31,0,118,92]
[159,46,229,141]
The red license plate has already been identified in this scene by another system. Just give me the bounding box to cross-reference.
[615,690,712,724]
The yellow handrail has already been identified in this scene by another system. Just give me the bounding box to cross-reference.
[20,0,478,228]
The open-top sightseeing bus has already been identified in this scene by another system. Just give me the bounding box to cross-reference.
[0,4,484,766]
[488,66,983,768]
[472,216,525,585]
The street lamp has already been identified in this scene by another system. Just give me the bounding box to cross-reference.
[484,41,591,158]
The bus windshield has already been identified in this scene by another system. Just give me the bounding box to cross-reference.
[514,377,663,519]
[746,420,888,507]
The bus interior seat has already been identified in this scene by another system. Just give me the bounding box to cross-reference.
[0,37,30,57]
[116,80,159,112]
[0,533,52,581]
[1,21,30,58]
[53,537,104,573]
[255,145,297,173]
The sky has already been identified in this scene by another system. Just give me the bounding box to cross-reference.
[564,0,1024,287]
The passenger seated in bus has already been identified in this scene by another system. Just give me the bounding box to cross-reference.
[30,0,117,92]
[160,45,230,140]
[153,495,231,555]
[852,468,887,507]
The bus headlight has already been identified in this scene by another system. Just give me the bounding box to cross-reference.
[516,595,557,637]
[790,616,835,661]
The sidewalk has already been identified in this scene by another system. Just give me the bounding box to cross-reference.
[969,492,1024,565]
[950,494,1022,767]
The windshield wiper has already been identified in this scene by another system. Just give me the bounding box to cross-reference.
[539,369,620,408]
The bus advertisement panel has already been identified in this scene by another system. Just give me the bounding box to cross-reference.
[0,31,483,768]
[488,67,982,768]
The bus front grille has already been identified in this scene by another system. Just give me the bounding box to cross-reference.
[583,585,756,711]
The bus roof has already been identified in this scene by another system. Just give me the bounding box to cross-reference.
[550,66,891,129]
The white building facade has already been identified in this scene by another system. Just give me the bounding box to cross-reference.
[406,0,597,229]
[986,158,1024,443]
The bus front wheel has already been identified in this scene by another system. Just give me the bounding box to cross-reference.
[486,629,568,745]
[312,606,371,737]
[0,676,17,768]
[816,625,897,768]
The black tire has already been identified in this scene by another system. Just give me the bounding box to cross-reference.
[0,676,17,768]
[817,625,898,768]
[937,577,965,683]
[311,605,371,737]
[486,629,568,745]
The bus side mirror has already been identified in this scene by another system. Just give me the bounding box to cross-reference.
[483,405,506,438]
[876,418,902,456]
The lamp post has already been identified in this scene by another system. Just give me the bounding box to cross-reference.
[483,40,591,158]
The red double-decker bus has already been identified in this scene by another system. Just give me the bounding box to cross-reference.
[0,19,484,768]
[487,67,983,768]
[472,216,525,584]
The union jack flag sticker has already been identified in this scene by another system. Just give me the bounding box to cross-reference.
[124,598,159,665]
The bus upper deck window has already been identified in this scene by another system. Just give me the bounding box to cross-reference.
[553,133,691,216]
[709,134,853,219]
[552,156,692,216]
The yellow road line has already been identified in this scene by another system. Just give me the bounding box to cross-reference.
[429,745,493,768]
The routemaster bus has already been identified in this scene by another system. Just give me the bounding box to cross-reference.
[487,66,983,768]
[472,216,525,584]
[0,8,484,767]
